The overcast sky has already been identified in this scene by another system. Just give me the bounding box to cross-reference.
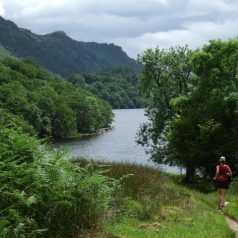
[0,0,237,58]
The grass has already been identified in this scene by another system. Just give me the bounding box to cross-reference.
[223,181,238,220]
[106,214,232,238]
[74,159,237,238]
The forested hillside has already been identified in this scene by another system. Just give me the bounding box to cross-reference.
[0,44,13,59]
[0,16,141,77]
[68,67,146,109]
[0,58,113,139]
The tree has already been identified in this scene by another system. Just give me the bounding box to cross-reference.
[179,39,238,177]
[52,100,77,138]
[138,39,238,182]
[137,46,195,181]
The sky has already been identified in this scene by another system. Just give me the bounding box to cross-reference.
[0,0,237,58]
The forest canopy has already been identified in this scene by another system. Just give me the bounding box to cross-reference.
[0,58,113,139]
[68,67,145,109]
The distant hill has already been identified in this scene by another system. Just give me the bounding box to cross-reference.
[68,67,146,109]
[0,16,141,77]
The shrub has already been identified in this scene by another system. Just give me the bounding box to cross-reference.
[0,127,114,237]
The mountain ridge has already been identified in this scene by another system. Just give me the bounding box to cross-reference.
[0,16,141,77]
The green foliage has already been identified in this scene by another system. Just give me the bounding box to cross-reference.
[137,46,194,177]
[167,39,238,177]
[68,67,146,109]
[0,58,113,139]
[137,46,193,143]
[0,108,35,135]
[0,127,114,237]
[138,39,238,180]
[122,198,145,219]
[0,16,141,77]
[0,44,13,60]
[225,181,238,220]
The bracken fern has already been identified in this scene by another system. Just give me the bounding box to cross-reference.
[0,126,114,237]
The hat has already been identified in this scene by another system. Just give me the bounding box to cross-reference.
[219,156,226,162]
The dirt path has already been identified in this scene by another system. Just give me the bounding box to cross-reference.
[226,216,238,238]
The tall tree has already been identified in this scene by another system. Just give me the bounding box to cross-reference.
[173,39,238,178]
[137,46,194,180]
[138,39,238,182]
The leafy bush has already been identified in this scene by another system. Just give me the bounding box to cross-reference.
[0,108,35,135]
[0,127,114,237]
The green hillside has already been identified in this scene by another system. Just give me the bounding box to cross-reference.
[68,67,146,109]
[0,44,13,59]
[0,58,113,139]
[0,16,141,77]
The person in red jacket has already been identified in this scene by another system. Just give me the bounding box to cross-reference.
[213,156,232,211]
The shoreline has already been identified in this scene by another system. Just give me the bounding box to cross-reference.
[52,125,114,143]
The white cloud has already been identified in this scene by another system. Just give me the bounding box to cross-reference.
[115,19,238,58]
[1,0,238,58]
[0,0,5,16]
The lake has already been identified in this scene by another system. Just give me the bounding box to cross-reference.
[54,109,183,173]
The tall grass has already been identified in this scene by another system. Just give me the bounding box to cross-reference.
[73,160,235,238]
[0,127,114,237]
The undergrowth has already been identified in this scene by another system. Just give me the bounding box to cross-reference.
[1,129,237,238]
[0,127,115,237]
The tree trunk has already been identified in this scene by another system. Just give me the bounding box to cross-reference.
[186,162,196,183]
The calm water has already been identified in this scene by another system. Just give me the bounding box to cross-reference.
[54,109,182,173]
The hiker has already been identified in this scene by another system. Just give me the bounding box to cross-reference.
[213,156,232,211]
